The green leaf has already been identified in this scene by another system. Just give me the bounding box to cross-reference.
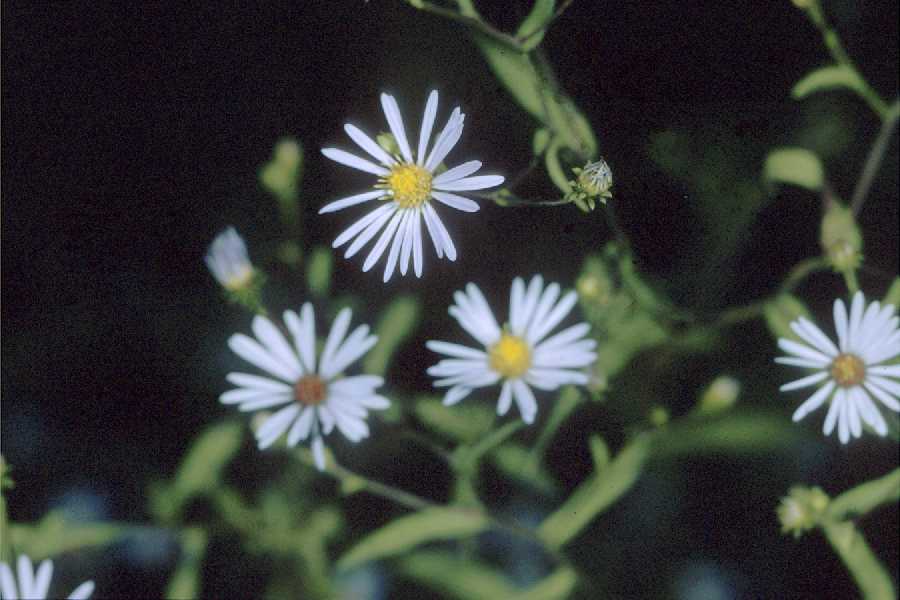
[763,293,812,342]
[337,507,489,571]
[516,0,555,51]
[764,147,825,192]
[544,139,572,193]
[827,468,900,522]
[538,435,651,549]
[489,443,558,495]
[651,412,807,459]
[153,421,244,521]
[589,435,610,470]
[532,128,551,155]
[414,396,495,444]
[305,245,332,298]
[792,65,868,102]
[399,550,515,600]
[884,278,900,308]
[511,567,577,600]
[165,528,207,600]
[471,34,544,121]
[363,295,420,375]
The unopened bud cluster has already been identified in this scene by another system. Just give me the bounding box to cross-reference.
[777,485,829,538]
[567,159,613,212]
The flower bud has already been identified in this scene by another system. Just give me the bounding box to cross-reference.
[566,158,614,212]
[376,132,401,157]
[777,485,829,538]
[820,203,862,273]
[696,376,740,415]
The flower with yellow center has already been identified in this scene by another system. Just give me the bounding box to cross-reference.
[320,90,505,282]
[221,303,390,470]
[427,276,597,424]
[776,291,900,444]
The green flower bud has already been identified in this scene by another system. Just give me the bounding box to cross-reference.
[376,132,400,157]
[566,159,614,212]
[696,376,741,416]
[777,485,829,538]
[820,203,862,273]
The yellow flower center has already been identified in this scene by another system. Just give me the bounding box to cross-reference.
[294,375,327,406]
[386,163,432,208]
[829,353,865,388]
[224,265,255,292]
[488,334,532,379]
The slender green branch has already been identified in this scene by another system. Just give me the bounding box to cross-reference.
[827,468,900,522]
[851,100,900,216]
[517,0,576,45]
[803,1,888,118]
[842,269,860,294]
[460,420,524,467]
[821,521,896,600]
[404,1,524,52]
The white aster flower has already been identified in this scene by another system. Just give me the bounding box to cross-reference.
[320,90,505,281]
[221,303,390,470]
[776,291,900,444]
[426,275,597,424]
[0,556,94,600]
[205,226,255,291]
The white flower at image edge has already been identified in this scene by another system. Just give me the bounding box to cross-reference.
[221,303,390,470]
[777,291,900,443]
[205,226,255,291]
[427,275,597,424]
[320,90,505,281]
[0,556,94,600]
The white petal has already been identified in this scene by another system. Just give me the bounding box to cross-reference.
[867,365,900,378]
[525,283,561,343]
[427,358,489,377]
[527,291,579,346]
[432,160,482,185]
[252,316,302,377]
[322,329,377,379]
[443,386,473,406]
[496,381,513,415]
[792,381,834,421]
[67,581,95,600]
[852,387,888,436]
[355,395,391,410]
[512,379,538,424]
[526,368,589,388]
[284,303,316,374]
[380,93,413,163]
[846,394,862,438]
[412,211,424,278]
[239,394,293,412]
[464,283,501,342]
[317,405,336,434]
[0,562,18,600]
[287,407,315,446]
[321,147,389,176]
[532,351,596,369]
[333,203,396,248]
[791,317,838,357]
[434,370,500,389]
[776,339,832,366]
[846,291,866,350]
[823,390,843,435]
[862,329,900,365]
[383,209,411,282]
[399,209,415,276]
[312,436,327,470]
[220,388,281,404]
[320,308,352,376]
[851,300,884,353]
[867,375,900,397]
[17,556,36,599]
[425,108,464,171]
[837,394,851,443]
[329,375,384,396]
[431,191,480,212]
[344,204,397,259]
[779,371,829,392]
[417,90,439,165]
[533,323,592,355]
[319,190,385,214]
[33,560,54,599]
[774,356,829,369]
[834,298,849,352]
[423,203,457,260]
[433,174,504,192]
[864,380,900,412]
[229,333,297,382]
[227,372,293,394]
[363,208,405,273]
[426,340,487,360]
[256,404,300,448]
[511,275,543,336]
[344,123,396,167]
[449,306,495,348]
[420,202,444,259]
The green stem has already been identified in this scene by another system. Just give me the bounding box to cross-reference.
[516,0,576,46]
[843,269,860,294]
[459,420,525,468]
[821,521,896,600]
[804,1,888,118]
[405,0,524,52]
[827,468,900,522]
[851,100,900,216]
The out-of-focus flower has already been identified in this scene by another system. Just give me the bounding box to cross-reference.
[777,486,829,538]
[776,291,900,443]
[221,304,389,470]
[320,90,504,281]
[0,556,94,600]
[205,227,256,292]
[427,276,596,424]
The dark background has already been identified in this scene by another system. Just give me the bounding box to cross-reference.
[2,1,898,598]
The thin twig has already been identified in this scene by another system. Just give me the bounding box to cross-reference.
[850,100,900,216]
[405,1,524,52]
[517,0,577,45]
